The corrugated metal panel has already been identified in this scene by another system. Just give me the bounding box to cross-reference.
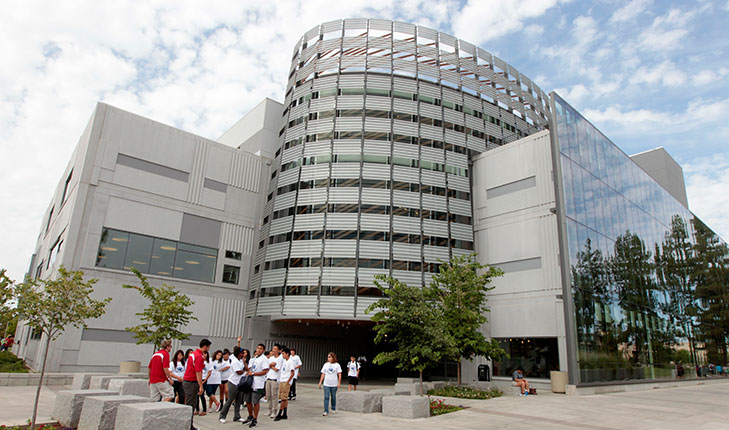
[367,74,391,89]
[273,192,296,210]
[289,240,324,256]
[363,118,390,132]
[221,222,255,255]
[297,188,328,205]
[361,163,390,179]
[365,97,392,110]
[421,170,445,187]
[279,168,300,186]
[264,243,290,260]
[449,198,472,215]
[392,143,419,158]
[423,219,448,236]
[229,152,261,192]
[450,223,474,240]
[392,166,419,183]
[310,98,337,111]
[335,118,364,131]
[332,143,362,155]
[270,217,294,235]
[256,297,283,315]
[393,99,417,114]
[286,268,321,285]
[261,270,286,288]
[422,194,447,211]
[392,216,421,234]
[323,240,357,257]
[339,74,366,87]
[393,77,417,92]
[391,270,422,286]
[359,213,390,230]
[319,296,355,317]
[392,242,421,260]
[283,296,319,315]
[209,297,246,338]
[321,268,356,286]
[328,188,360,203]
[325,213,358,229]
[293,213,326,231]
[360,188,391,205]
[392,120,418,136]
[423,245,449,262]
[448,175,469,190]
[331,163,361,178]
[186,140,207,204]
[356,297,379,316]
[362,142,391,156]
[357,241,390,258]
[336,96,365,109]
[282,146,304,164]
[392,190,419,207]
[451,248,471,258]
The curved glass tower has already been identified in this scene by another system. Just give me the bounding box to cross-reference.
[248,18,550,320]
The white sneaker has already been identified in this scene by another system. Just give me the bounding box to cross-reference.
[262,398,268,403]
[332,410,337,414]
[322,411,328,416]
[219,418,226,423]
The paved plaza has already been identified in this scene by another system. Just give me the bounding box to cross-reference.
[1,379,728,429]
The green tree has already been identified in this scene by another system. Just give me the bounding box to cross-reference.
[366,274,455,395]
[123,268,197,350]
[1,269,17,338]
[15,267,110,430]
[428,253,505,386]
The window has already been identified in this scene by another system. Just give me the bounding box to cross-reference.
[61,170,73,204]
[222,265,240,284]
[225,250,242,260]
[45,207,54,234]
[95,227,217,283]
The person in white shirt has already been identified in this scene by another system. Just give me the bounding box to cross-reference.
[274,347,295,421]
[288,348,302,400]
[218,349,232,406]
[169,350,187,404]
[317,352,342,416]
[205,350,224,411]
[242,343,269,428]
[219,347,248,424]
[265,344,283,418]
[347,355,361,391]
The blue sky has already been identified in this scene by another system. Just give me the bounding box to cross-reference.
[1,0,728,280]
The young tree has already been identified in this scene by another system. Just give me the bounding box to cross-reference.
[123,268,197,350]
[1,269,17,338]
[429,253,505,386]
[15,267,111,430]
[365,274,455,395]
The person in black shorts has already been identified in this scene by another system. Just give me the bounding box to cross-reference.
[346,355,360,391]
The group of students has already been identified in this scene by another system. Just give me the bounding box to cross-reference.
[148,338,302,429]
[148,338,370,429]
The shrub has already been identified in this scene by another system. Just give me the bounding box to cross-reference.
[427,385,503,399]
[0,351,28,373]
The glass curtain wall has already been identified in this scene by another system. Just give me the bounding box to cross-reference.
[552,93,729,384]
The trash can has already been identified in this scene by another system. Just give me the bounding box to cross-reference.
[478,364,490,382]
[550,370,568,393]
[119,360,141,374]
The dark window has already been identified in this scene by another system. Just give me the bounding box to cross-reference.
[61,170,73,204]
[321,285,355,296]
[222,265,240,284]
[226,251,243,260]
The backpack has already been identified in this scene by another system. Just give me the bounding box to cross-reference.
[237,373,253,392]
[528,387,537,395]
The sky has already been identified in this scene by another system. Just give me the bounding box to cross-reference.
[1,0,728,281]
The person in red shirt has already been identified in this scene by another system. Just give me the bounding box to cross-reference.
[184,339,211,430]
[148,339,174,402]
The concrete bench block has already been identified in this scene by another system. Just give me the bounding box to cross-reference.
[115,402,192,430]
[78,394,149,430]
[382,395,430,419]
[7,373,30,386]
[432,381,446,390]
[73,373,115,390]
[108,378,151,398]
[396,377,418,384]
[469,381,492,391]
[0,374,9,386]
[89,375,129,389]
[52,389,117,427]
[393,383,418,395]
[44,374,70,386]
[369,388,396,396]
[338,391,384,413]
[124,372,148,379]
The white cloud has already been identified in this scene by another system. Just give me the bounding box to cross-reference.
[684,154,729,241]
[610,0,652,23]
[451,0,564,44]
[637,8,693,53]
[553,84,589,104]
[629,60,687,87]
[693,68,729,86]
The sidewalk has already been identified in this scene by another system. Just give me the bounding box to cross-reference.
[2,379,728,429]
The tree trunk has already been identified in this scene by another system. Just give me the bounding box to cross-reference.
[419,370,423,396]
[31,333,52,430]
[457,359,462,387]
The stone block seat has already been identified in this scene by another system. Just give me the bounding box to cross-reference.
[77,394,149,430]
[108,378,150,398]
[382,395,430,419]
[337,391,384,413]
[72,373,115,390]
[89,375,130,390]
[52,389,118,428]
[115,402,192,430]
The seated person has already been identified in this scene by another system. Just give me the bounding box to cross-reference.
[512,367,529,396]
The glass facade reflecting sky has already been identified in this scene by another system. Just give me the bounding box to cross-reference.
[553,93,729,384]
